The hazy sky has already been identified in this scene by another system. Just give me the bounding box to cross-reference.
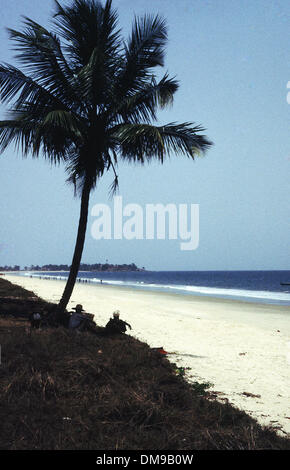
[0,0,289,270]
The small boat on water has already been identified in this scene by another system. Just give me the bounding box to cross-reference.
[280,282,290,286]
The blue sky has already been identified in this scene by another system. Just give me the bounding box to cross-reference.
[0,0,289,270]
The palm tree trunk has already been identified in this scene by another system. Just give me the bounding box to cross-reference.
[57,180,91,313]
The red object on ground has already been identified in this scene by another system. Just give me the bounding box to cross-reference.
[159,348,168,355]
[152,347,168,355]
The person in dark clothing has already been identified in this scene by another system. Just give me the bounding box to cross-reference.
[29,311,42,329]
[105,311,132,334]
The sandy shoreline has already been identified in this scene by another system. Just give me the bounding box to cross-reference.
[4,274,290,437]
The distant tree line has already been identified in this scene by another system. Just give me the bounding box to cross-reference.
[0,265,20,271]
[22,263,145,272]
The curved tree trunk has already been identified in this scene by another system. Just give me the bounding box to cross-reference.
[57,180,91,314]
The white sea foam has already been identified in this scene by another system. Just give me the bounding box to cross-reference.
[24,272,290,304]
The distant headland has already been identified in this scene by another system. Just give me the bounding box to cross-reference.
[0,263,145,272]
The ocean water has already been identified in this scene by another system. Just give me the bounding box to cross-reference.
[19,270,290,306]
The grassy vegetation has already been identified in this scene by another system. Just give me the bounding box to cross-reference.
[0,276,37,299]
[0,277,289,450]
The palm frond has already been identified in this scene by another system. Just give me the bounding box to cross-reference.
[112,122,212,164]
[126,13,167,70]
[65,146,106,195]
[0,64,66,111]
[53,0,121,110]
[42,110,84,141]
[108,73,179,124]
[112,13,168,104]
[53,0,120,67]
[107,155,119,197]
[0,116,72,163]
[7,19,83,112]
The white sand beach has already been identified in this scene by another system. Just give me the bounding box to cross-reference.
[4,274,290,437]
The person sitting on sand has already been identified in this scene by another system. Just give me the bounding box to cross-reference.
[69,304,98,334]
[29,311,42,329]
[69,304,89,329]
[105,310,132,334]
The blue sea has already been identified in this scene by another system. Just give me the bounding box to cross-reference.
[19,270,290,306]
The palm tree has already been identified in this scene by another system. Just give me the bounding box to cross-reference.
[0,0,212,313]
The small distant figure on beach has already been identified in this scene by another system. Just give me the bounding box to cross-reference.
[105,310,132,334]
[29,311,42,329]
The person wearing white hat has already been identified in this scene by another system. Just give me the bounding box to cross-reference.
[105,310,132,334]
